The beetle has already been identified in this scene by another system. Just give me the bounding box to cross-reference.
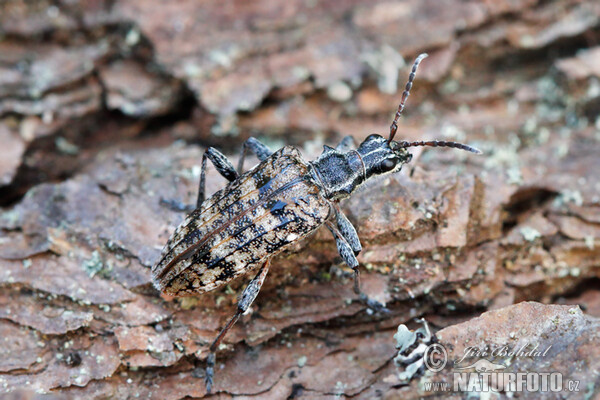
[152,53,480,393]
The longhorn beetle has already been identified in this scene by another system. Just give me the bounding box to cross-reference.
[152,53,481,393]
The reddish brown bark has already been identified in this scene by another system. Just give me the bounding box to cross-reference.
[1,0,599,398]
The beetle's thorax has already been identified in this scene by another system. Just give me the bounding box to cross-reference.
[310,134,413,201]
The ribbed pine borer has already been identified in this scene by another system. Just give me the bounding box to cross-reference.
[152,53,481,392]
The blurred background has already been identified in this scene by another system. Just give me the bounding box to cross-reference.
[1,1,599,399]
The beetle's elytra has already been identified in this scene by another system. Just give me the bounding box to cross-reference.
[153,146,330,296]
[152,53,481,393]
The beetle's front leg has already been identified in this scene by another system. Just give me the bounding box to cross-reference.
[160,147,239,213]
[326,222,388,313]
[205,259,271,393]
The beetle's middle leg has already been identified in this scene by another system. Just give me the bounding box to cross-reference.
[161,147,239,212]
[333,203,362,255]
[326,221,388,313]
[237,137,272,173]
[204,259,271,393]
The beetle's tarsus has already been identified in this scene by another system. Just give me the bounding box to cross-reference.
[354,269,390,313]
[205,352,215,393]
[359,293,390,314]
[159,197,195,213]
[327,223,389,313]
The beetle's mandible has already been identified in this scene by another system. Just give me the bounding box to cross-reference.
[152,53,481,393]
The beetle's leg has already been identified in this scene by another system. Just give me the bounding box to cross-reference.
[335,135,356,152]
[160,147,239,212]
[197,147,239,209]
[333,203,362,255]
[205,259,271,393]
[326,221,388,313]
[237,137,272,173]
[159,198,196,213]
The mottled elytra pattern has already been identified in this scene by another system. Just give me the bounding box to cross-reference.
[152,146,331,296]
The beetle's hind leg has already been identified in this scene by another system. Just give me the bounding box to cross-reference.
[237,137,272,173]
[326,221,389,314]
[160,147,239,212]
[204,259,271,393]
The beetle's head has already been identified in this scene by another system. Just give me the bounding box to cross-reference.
[357,133,482,180]
[357,134,413,178]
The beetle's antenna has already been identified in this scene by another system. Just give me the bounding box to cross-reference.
[388,53,428,143]
[399,140,482,154]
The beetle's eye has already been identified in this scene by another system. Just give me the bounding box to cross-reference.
[366,134,382,141]
[380,158,397,172]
